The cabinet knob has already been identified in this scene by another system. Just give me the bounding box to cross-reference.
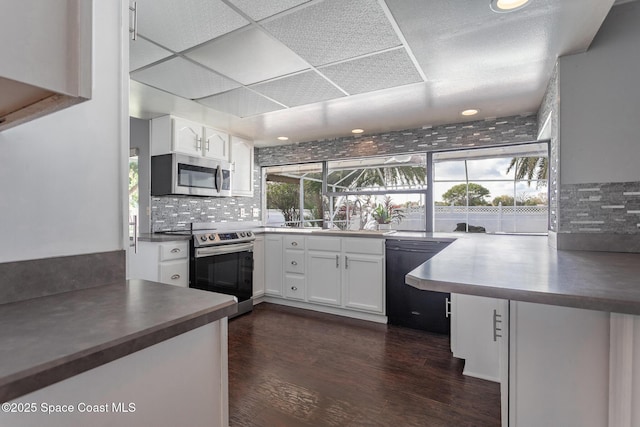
[170,248,181,253]
[291,241,298,246]
[291,261,297,266]
[171,274,181,280]
[291,286,298,291]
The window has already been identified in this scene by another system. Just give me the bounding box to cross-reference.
[325,154,427,231]
[433,143,549,233]
[264,154,428,231]
[264,163,323,228]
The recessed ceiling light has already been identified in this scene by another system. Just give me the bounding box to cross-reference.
[461,109,479,116]
[277,136,289,141]
[351,129,364,134]
[490,0,529,12]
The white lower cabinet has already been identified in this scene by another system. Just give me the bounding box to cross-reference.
[509,301,609,427]
[264,235,284,296]
[450,294,509,426]
[263,234,385,320]
[129,241,189,287]
[343,253,384,313]
[307,250,342,306]
[252,236,265,299]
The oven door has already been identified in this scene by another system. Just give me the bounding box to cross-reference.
[191,243,253,302]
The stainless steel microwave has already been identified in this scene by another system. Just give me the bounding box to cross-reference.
[151,153,231,197]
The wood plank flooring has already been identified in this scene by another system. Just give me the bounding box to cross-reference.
[228,303,501,427]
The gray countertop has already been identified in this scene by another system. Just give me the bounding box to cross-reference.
[0,280,236,402]
[255,227,456,240]
[406,234,640,315]
[138,233,192,242]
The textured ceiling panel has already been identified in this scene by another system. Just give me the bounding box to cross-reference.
[185,27,310,85]
[130,57,241,99]
[319,49,423,95]
[262,0,401,66]
[197,87,285,117]
[129,37,173,72]
[135,0,249,52]
[251,71,345,107]
[228,0,311,21]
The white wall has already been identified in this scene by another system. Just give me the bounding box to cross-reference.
[559,2,640,185]
[0,1,127,262]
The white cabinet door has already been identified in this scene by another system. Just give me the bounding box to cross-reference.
[509,301,609,427]
[343,253,384,313]
[230,136,254,197]
[158,260,189,287]
[284,274,306,301]
[264,235,283,296]
[172,117,202,157]
[450,294,501,381]
[307,251,342,306]
[203,126,229,161]
[252,236,265,298]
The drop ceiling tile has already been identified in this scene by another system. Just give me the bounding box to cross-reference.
[135,0,249,52]
[197,88,285,117]
[131,57,241,99]
[262,0,401,66]
[251,71,345,107]
[228,0,311,21]
[320,49,423,95]
[129,37,173,72]
[185,27,310,85]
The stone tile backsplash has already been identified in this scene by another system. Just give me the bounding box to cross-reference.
[559,181,640,233]
[258,114,538,166]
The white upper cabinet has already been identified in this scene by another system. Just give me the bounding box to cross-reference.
[230,136,254,197]
[172,117,203,157]
[203,126,230,161]
[0,0,92,131]
[151,115,230,162]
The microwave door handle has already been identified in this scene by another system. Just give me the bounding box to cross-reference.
[216,165,222,194]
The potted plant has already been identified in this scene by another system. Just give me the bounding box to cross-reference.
[372,197,405,229]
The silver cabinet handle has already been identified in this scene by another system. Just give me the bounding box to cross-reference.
[336,255,339,268]
[170,248,181,253]
[196,136,202,151]
[171,274,181,280]
[291,261,298,266]
[129,215,137,254]
[291,241,298,247]
[129,1,138,40]
[344,256,349,269]
[205,139,210,152]
[445,297,451,318]
[493,309,503,342]
[291,286,298,291]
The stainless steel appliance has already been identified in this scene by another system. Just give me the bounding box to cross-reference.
[151,153,231,197]
[189,229,255,317]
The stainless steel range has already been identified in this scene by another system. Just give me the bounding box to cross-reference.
[185,227,256,317]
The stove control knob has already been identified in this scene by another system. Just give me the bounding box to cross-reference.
[208,234,216,240]
[246,231,253,237]
[239,232,246,237]
[200,235,207,242]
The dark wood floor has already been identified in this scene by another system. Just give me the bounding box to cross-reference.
[228,303,501,427]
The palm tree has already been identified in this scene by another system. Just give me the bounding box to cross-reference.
[506,157,548,188]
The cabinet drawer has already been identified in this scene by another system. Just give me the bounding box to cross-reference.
[284,274,306,300]
[343,238,384,255]
[158,260,189,287]
[159,241,188,261]
[284,250,305,273]
[284,235,305,249]
[307,236,341,252]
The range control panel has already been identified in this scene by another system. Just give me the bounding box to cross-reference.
[193,231,255,247]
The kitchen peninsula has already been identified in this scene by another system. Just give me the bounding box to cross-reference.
[0,280,236,427]
[407,234,640,427]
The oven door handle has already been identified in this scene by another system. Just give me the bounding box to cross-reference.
[195,242,254,257]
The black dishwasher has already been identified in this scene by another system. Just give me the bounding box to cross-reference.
[385,239,451,334]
